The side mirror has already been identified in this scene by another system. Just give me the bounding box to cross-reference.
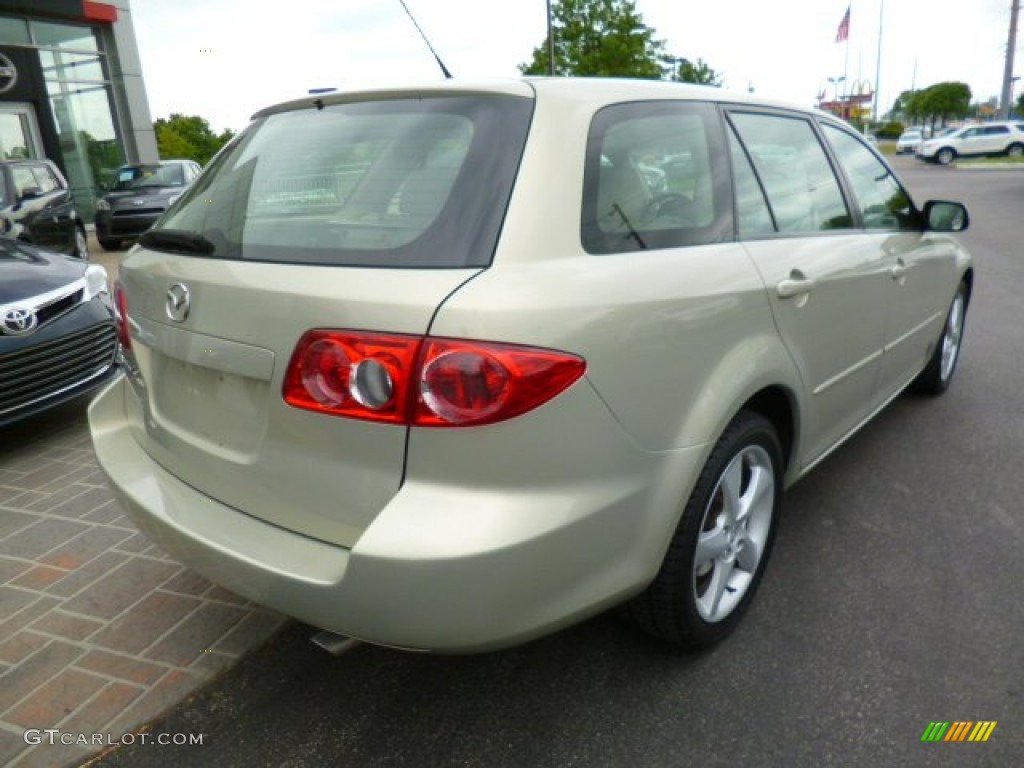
[97,181,109,192]
[18,186,43,201]
[922,200,969,233]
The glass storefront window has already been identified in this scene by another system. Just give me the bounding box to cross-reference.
[39,49,105,83]
[0,15,30,45]
[31,21,99,52]
[46,79,124,220]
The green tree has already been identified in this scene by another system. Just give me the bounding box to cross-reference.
[904,82,971,132]
[154,114,235,166]
[669,57,722,86]
[520,0,668,78]
[891,89,914,119]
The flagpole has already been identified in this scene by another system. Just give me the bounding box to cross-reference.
[873,0,884,121]
[843,3,851,118]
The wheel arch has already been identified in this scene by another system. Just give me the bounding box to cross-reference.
[739,385,798,474]
[961,266,974,305]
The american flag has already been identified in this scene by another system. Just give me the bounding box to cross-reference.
[835,6,850,43]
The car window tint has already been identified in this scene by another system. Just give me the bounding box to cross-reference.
[582,101,732,254]
[821,124,914,231]
[154,96,534,267]
[726,123,775,237]
[728,112,851,232]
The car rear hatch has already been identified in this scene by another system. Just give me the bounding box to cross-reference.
[118,88,534,548]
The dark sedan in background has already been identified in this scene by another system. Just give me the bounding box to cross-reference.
[0,159,90,260]
[0,238,119,427]
[94,159,201,250]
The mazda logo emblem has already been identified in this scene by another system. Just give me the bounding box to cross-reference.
[1,306,37,335]
[166,283,191,322]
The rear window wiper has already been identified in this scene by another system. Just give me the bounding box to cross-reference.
[138,229,216,256]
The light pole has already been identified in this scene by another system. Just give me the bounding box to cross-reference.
[828,76,846,116]
[827,76,846,101]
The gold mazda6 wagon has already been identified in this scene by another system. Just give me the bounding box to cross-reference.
[89,78,973,652]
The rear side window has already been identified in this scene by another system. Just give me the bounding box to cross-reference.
[728,112,851,233]
[726,124,775,237]
[153,95,533,268]
[582,101,731,254]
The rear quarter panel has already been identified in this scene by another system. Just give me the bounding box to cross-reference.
[429,251,802,458]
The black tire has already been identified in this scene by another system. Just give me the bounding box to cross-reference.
[1007,143,1024,158]
[623,411,783,650]
[72,226,89,261]
[935,147,955,165]
[97,236,121,251]
[913,282,968,396]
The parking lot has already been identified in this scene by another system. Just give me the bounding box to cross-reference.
[0,234,284,768]
[3,159,1023,767]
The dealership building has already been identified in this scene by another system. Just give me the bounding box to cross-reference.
[0,0,156,219]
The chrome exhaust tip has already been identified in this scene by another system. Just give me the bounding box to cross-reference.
[311,629,361,656]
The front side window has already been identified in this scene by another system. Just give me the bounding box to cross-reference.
[31,164,61,193]
[582,101,731,254]
[728,112,851,233]
[153,95,533,267]
[821,124,914,230]
[10,166,35,197]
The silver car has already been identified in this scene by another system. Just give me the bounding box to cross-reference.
[89,79,973,652]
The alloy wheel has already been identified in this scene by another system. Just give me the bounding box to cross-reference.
[693,445,775,623]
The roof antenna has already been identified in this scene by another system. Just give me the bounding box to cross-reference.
[397,0,452,79]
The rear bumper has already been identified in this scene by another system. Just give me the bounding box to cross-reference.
[89,374,706,652]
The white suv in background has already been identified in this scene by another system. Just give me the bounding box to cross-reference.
[917,121,1024,164]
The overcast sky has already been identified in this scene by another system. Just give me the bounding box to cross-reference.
[128,0,1015,133]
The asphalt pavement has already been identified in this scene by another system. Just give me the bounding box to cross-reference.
[83,158,1024,767]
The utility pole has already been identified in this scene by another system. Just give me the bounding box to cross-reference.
[1000,0,1020,119]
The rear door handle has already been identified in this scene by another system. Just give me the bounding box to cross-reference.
[776,276,815,299]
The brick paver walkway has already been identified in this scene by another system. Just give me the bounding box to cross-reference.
[0,404,285,767]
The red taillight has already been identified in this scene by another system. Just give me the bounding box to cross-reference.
[415,339,585,426]
[283,330,421,424]
[283,331,585,427]
[113,280,131,350]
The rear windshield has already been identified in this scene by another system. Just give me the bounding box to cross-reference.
[149,95,533,268]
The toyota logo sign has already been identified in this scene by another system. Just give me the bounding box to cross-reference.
[0,53,18,95]
[1,307,37,335]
